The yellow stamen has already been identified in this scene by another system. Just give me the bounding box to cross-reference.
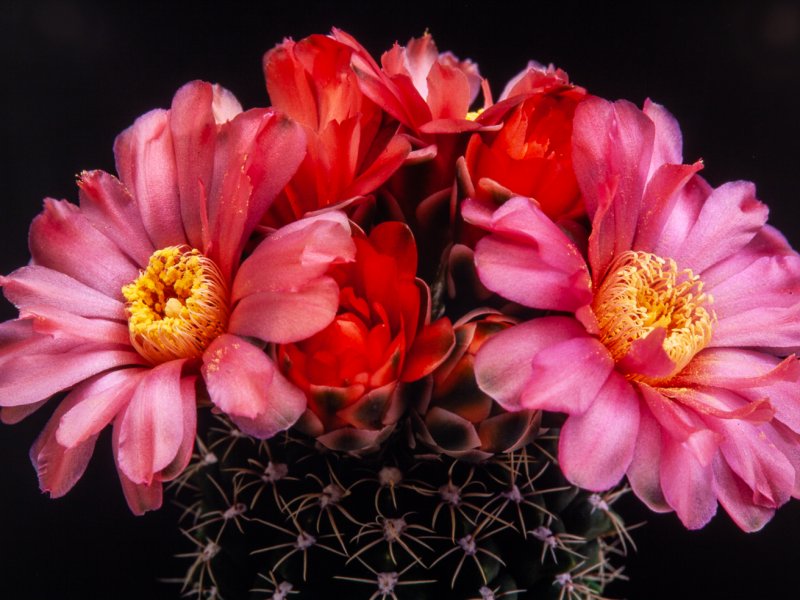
[593,250,715,384]
[122,246,229,364]
[466,108,484,121]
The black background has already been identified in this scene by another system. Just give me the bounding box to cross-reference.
[1,1,799,598]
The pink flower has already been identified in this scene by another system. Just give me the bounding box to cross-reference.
[0,81,356,514]
[464,97,800,530]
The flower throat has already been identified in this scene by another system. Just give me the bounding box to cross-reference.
[122,246,229,364]
[592,250,715,384]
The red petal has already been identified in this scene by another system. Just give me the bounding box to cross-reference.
[401,317,456,382]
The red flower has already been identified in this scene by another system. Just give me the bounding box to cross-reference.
[278,222,456,452]
[462,63,587,223]
[333,29,484,137]
[263,34,410,226]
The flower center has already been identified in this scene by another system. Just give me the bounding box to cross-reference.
[122,246,229,364]
[593,250,714,383]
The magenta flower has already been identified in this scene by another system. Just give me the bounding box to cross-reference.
[464,97,800,530]
[0,81,356,514]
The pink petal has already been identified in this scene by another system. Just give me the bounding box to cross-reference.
[0,346,144,408]
[56,368,146,448]
[559,371,640,490]
[203,334,273,420]
[474,316,608,413]
[616,328,677,381]
[232,211,354,301]
[77,170,155,266]
[768,421,800,497]
[159,374,198,482]
[627,400,671,512]
[677,349,800,431]
[702,229,800,351]
[112,416,163,515]
[1,400,48,424]
[632,162,703,252]
[21,304,130,346]
[660,430,719,529]
[701,389,794,508]
[520,333,613,415]
[712,456,775,532]
[638,382,705,442]
[2,265,125,320]
[464,197,593,313]
[642,99,684,176]
[116,360,187,485]
[229,277,341,344]
[169,81,219,249]
[572,98,654,280]
[203,334,306,438]
[210,110,307,279]
[29,199,139,298]
[211,84,243,124]
[113,108,185,249]
[30,400,98,499]
[659,181,768,274]
[229,372,306,440]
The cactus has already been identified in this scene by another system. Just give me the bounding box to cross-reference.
[170,416,631,600]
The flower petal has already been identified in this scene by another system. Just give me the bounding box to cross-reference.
[30,401,98,499]
[676,349,800,430]
[464,197,593,312]
[116,360,187,485]
[203,334,273,420]
[112,416,163,515]
[660,430,719,529]
[159,374,198,482]
[210,110,307,278]
[113,108,184,249]
[572,97,654,280]
[203,334,306,438]
[0,344,143,408]
[230,277,341,345]
[401,317,456,382]
[643,98,684,176]
[475,316,610,414]
[232,211,354,300]
[558,371,640,491]
[169,81,220,249]
[2,265,125,320]
[29,199,139,298]
[627,401,671,512]
[520,333,613,415]
[56,368,145,448]
[660,181,768,274]
[702,228,800,351]
[77,170,155,266]
[712,456,775,532]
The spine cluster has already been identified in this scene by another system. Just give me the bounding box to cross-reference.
[172,418,631,600]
